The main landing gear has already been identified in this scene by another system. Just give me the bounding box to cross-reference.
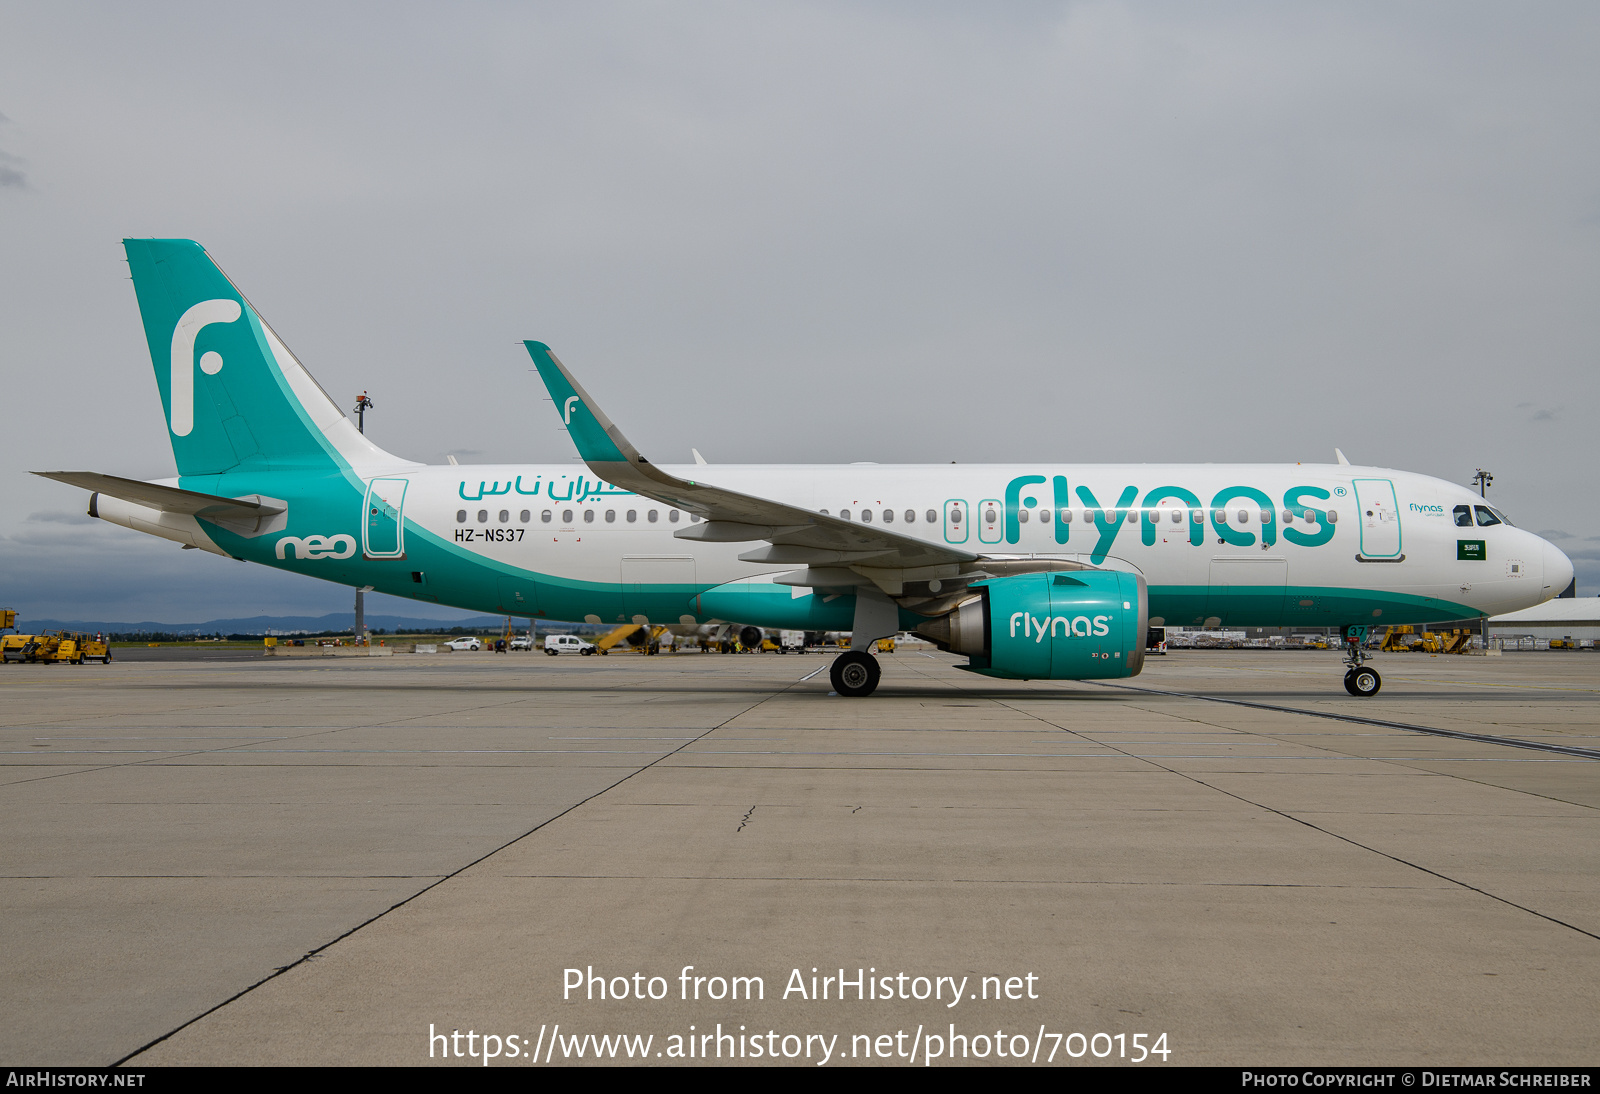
[829,649,881,697]
[1340,625,1381,697]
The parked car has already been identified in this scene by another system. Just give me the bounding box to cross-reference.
[509,635,533,651]
[445,637,482,651]
[544,634,597,656]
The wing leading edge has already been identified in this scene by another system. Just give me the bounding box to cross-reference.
[523,341,980,597]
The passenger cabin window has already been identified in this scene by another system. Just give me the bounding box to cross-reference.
[604,510,615,523]
[1236,509,1249,524]
[583,510,594,523]
[648,510,658,522]
[1282,509,1294,524]
[499,510,509,523]
[907,510,917,524]
[1474,505,1502,527]
[668,510,679,522]
[1213,509,1227,523]
[883,509,893,523]
[1172,510,1183,523]
[925,509,936,523]
[984,508,997,523]
[626,510,636,522]
[541,510,552,523]
[840,509,852,521]
[1039,509,1049,523]
[861,510,872,523]
[456,510,467,523]
[1453,505,1473,527]
[1326,510,1338,523]
[1018,509,1029,523]
[1059,509,1072,523]
[477,510,488,523]
[562,509,573,523]
[1126,510,1137,524]
[520,510,530,523]
[1260,509,1272,524]
[950,508,962,524]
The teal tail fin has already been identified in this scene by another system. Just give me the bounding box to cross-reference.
[123,239,399,477]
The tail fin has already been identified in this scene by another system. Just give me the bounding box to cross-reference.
[123,239,402,477]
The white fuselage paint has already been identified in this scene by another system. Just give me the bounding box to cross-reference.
[395,461,1568,621]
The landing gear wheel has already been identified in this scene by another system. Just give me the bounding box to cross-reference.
[829,650,881,698]
[1344,667,1381,697]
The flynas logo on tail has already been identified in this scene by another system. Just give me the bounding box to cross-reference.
[170,299,243,436]
[563,396,581,425]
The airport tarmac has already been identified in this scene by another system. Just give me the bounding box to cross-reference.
[2,649,1596,1067]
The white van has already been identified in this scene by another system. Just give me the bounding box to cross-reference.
[544,634,597,656]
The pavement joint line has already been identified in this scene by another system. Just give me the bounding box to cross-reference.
[114,671,803,1067]
[496,874,1456,889]
[0,688,688,787]
[1091,682,1600,761]
[962,683,1600,947]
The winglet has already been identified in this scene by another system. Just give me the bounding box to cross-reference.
[1334,448,1351,466]
[523,341,631,466]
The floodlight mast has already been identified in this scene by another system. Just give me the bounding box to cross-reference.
[353,392,376,642]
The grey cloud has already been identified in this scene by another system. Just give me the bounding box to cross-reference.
[26,510,94,524]
[0,113,25,189]
[2,4,1599,609]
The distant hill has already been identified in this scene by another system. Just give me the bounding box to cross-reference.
[14,612,515,636]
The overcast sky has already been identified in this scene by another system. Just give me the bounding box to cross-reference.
[2,1,1597,623]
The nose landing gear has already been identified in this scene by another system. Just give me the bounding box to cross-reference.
[829,649,881,697]
[1344,665,1381,696]
[1340,625,1381,697]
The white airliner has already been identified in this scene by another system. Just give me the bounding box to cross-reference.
[36,240,1573,697]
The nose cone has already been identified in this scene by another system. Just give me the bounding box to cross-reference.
[1542,537,1575,598]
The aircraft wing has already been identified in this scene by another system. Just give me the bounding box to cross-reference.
[524,341,980,594]
[33,472,288,537]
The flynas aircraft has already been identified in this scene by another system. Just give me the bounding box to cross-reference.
[38,240,1573,698]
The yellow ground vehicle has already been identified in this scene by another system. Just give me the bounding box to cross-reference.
[1,631,111,664]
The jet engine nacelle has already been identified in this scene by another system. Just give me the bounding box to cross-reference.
[915,571,1148,680]
[738,625,765,650]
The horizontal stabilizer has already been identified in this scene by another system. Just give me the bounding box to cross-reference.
[34,471,288,538]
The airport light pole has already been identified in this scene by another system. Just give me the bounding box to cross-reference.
[1470,469,1494,648]
[354,393,375,643]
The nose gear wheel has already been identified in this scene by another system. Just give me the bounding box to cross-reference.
[1344,667,1381,697]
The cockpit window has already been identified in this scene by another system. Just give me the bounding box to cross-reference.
[1489,507,1514,527]
[1452,505,1473,528]
[1474,505,1501,527]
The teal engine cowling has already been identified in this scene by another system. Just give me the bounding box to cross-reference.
[915,571,1148,680]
